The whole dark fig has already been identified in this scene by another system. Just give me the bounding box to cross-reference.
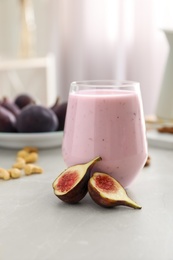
[0,97,20,117]
[16,104,59,133]
[51,100,67,131]
[0,105,17,132]
[14,93,35,109]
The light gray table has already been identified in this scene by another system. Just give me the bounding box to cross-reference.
[0,145,173,260]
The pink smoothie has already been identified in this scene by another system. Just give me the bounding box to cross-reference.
[62,89,147,187]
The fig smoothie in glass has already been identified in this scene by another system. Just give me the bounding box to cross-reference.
[62,81,148,187]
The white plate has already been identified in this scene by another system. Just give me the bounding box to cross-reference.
[147,130,173,149]
[0,131,64,149]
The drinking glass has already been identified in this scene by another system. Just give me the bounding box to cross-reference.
[62,80,148,187]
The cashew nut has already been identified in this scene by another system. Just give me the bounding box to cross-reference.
[0,168,10,180]
[1,146,42,181]
[17,150,29,159]
[13,157,26,169]
[8,168,21,179]
[24,152,38,163]
[23,146,38,153]
[24,164,43,175]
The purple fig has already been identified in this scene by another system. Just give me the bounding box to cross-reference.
[16,104,59,133]
[51,101,67,131]
[0,105,17,132]
[0,97,20,117]
[14,93,35,109]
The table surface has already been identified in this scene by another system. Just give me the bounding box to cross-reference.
[0,145,173,260]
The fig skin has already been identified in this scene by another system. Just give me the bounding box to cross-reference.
[51,100,67,131]
[0,97,20,117]
[16,104,58,133]
[14,93,35,109]
[52,157,102,204]
[88,172,142,209]
[0,105,17,132]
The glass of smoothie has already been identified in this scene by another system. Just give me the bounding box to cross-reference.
[62,80,148,187]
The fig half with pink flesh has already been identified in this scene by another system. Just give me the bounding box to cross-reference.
[52,157,102,203]
[88,172,142,209]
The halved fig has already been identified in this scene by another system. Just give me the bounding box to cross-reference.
[52,157,102,203]
[88,172,141,209]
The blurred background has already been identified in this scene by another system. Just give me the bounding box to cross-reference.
[0,0,172,115]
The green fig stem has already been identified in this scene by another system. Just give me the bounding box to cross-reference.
[51,96,60,110]
[84,156,102,170]
[123,196,142,209]
[55,97,60,106]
